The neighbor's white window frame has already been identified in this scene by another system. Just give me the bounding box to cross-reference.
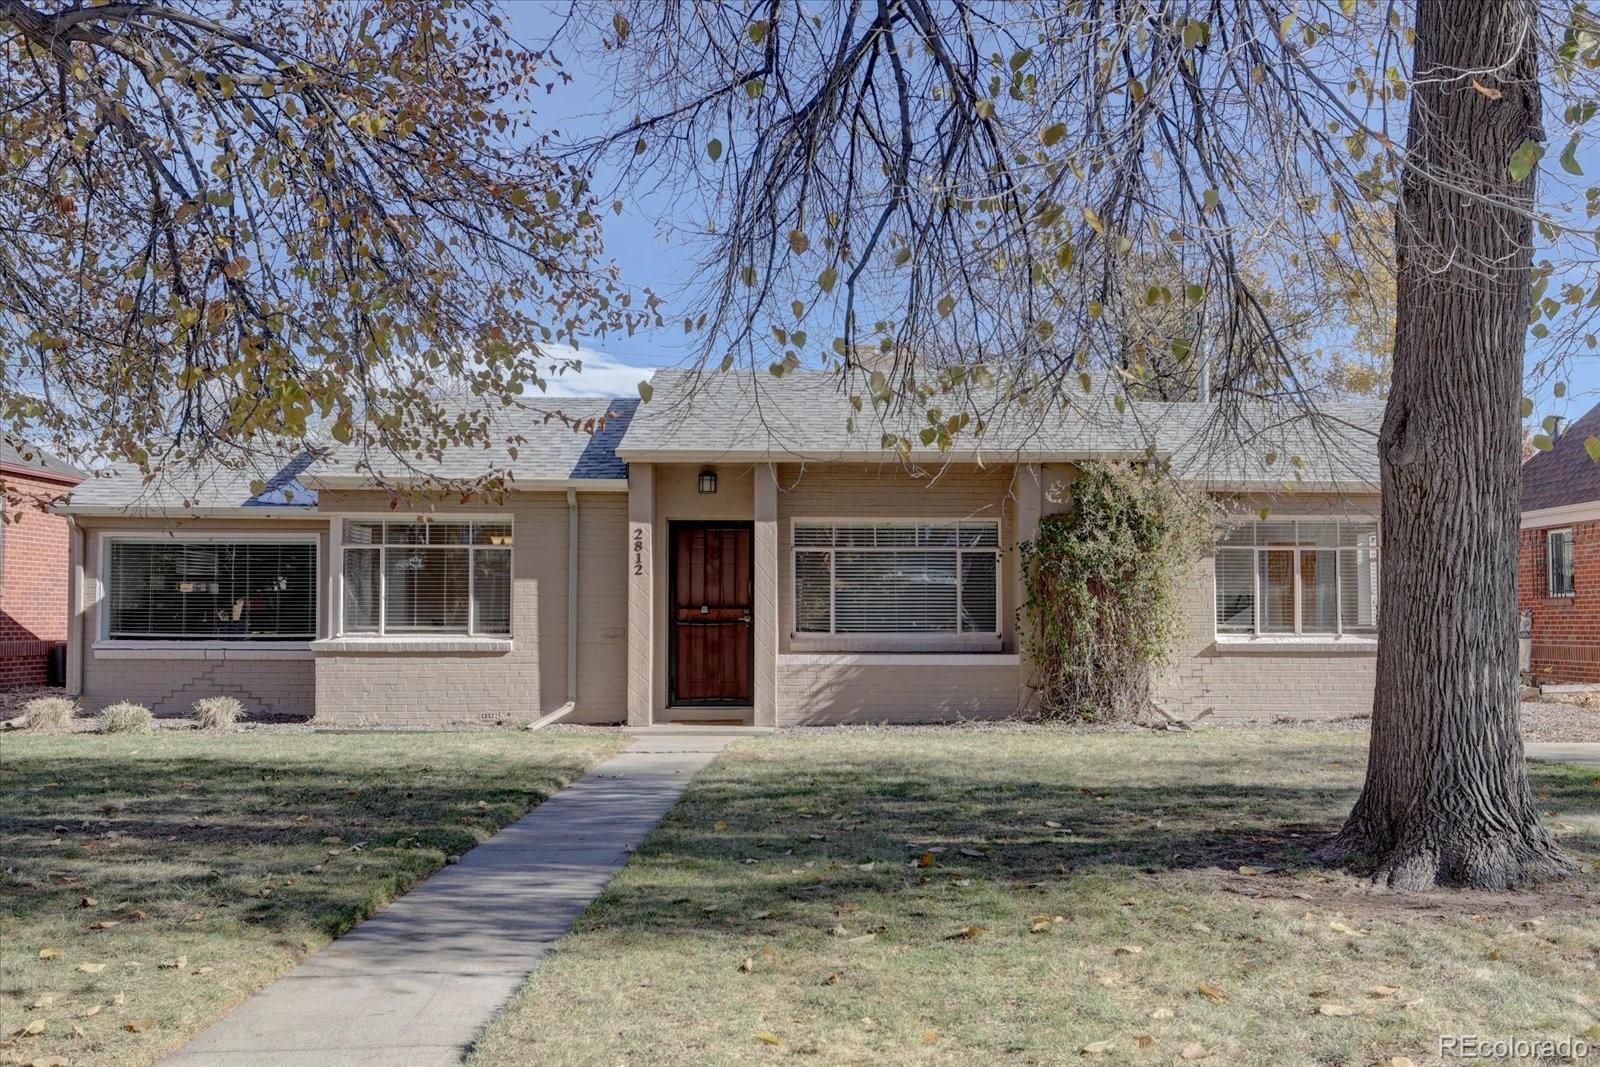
[789,516,1003,652]
[330,514,514,639]
[1212,516,1379,640]
[95,529,322,648]
[1547,526,1576,598]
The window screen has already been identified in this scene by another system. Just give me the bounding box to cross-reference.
[341,520,511,636]
[1213,519,1379,636]
[792,521,1000,636]
[106,540,316,640]
[1549,529,1576,597]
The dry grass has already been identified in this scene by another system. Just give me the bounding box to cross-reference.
[190,697,243,730]
[17,696,78,734]
[95,702,154,735]
[471,728,1600,1067]
[0,730,627,1066]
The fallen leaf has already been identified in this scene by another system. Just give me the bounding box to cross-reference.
[194,967,214,976]
[82,1006,101,1018]
[1328,921,1364,937]
[1150,1007,1174,1020]
[1114,944,1143,956]
[830,924,849,937]
[112,993,125,1006]
[123,1021,147,1033]
[78,897,97,908]
[921,1029,938,1045]
[30,995,57,1010]
[1196,982,1227,1003]
[321,836,342,844]
[821,972,842,986]
[1029,917,1054,934]
[1387,1058,1418,1067]
[22,1020,46,1036]
[1369,984,1402,997]
[917,851,937,868]
[30,1056,69,1067]
[944,925,987,941]
[1237,865,1263,876]
[38,948,60,960]
[1488,948,1503,961]
[89,921,119,930]
[1134,1034,1155,1049]
[1181,1042,1207,1060]
[160,956,186,970]
[1081,1039,1117,1055]
[957,847,985,858]
[738,957,755,973]
[751,910,772,920]
[714,820,728,831]
[1316,1003,1357,1016]
[754,1031,783,1046]
[846,932,876,944]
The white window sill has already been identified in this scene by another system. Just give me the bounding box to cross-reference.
[1213,634,1378,654]
[781,652,1019,667]
[310,636,514,654]
[93,641,313,661]
[788,634,1003,654]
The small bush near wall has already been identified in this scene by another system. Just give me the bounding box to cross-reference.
[1021,462,1210,722]
[193,696,245,729]
[98,701,155,734]
[20,696,78,733]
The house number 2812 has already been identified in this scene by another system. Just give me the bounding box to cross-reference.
[632,527,646,575]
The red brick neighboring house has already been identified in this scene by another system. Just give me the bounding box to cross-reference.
[1519,403,1600,682]
[1,438,84,687]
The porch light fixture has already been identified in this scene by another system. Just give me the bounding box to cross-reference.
[698,469,718,494]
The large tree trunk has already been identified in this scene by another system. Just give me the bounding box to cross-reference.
[1323,0,1573,890]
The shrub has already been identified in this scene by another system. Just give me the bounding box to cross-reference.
[1020,462,1211,723]
[20,696,78,732]
[98,701,155,734]
[192,696,244,729]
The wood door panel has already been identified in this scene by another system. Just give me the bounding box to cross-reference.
[670,524,753,705]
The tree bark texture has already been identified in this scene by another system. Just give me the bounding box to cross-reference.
[1325,0,1573,890]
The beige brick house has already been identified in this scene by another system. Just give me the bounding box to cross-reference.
[58,372,1383,726]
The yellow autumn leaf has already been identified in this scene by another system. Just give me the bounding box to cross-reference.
[754,1031,783,1046]
[38,948,60,959]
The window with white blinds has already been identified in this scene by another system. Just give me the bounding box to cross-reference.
[1214,519,1378,636]
[793,521,1000,636]
[105,539,317,641]
[341,520,512,636]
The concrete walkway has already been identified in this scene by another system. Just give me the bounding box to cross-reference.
[165,732,736,1067]
[1527,741,1600,767]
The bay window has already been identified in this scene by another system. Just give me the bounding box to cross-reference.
[340,520,512,636]
[793,520,1000,636]
[1214,519,1378,636]
[105,538,317,641]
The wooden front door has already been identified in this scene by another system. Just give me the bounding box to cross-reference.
[670,522,754,706]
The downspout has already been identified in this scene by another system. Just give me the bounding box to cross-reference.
[526,489,581,730]
[65,516,83,697]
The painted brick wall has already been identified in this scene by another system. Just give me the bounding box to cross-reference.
[77,519,326,716]
[1518,520,1600,683]
[775,657,1017,726]
[313,490,629,726]
[2,472,77,687]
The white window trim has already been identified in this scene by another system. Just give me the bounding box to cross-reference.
[1547,527,1576,599]
[1213,516,1379,640]
[96,530,321,645]
[333,514,514,639]
[789,517,1003,645]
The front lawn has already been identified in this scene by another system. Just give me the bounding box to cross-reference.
[472,728,1600,1066]
[0,729,626,1067]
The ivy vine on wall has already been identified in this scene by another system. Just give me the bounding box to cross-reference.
[1020,463,1211,722]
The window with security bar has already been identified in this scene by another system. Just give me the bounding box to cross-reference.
[106,539,317,640]
[792,520,1000,635]
[341,520,511,636]
[1214,519,1378,636]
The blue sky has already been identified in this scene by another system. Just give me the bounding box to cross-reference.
[508,4,1600,428]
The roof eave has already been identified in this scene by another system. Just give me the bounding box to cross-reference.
[303,474,629,492]
[53,504,320,519]
[614,447,1159,465]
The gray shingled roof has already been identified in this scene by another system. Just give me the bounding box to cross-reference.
[62,450,319,514]
[620,370,1383,490]
[62,398,637,513]
[2,436,84,482]
[310,397,636,485]
[1522,400,1600,512]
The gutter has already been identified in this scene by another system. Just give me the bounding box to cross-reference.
[304,474,627,492]
[528,489,582,731]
